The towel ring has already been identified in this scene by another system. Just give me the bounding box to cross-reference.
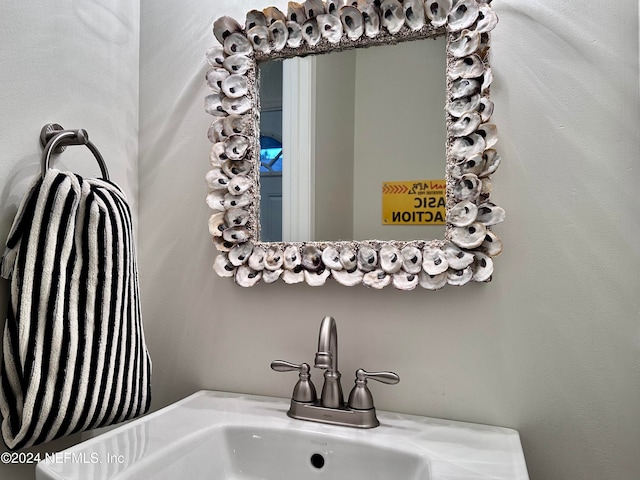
[40,123,110,180]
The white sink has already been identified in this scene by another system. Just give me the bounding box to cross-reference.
[36,391,529,479]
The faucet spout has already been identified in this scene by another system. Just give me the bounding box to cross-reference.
[314,316,343,408]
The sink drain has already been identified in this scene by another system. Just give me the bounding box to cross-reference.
[310,453,325,469]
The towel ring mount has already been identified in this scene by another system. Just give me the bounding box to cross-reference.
[40,123,109,180]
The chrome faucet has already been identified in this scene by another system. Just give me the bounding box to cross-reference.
[271,315,399,428]
[314,316,343,408]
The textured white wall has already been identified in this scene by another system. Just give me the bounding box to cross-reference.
[0,1,140,479]
[139,1,640,479]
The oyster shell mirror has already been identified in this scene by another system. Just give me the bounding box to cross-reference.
[205,0,503,290]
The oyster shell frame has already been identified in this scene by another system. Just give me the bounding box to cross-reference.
[205,0,502,290]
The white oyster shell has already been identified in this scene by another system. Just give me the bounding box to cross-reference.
[451,78,480,99]
[248,247,266,271]
[213,253,236,277]
[207,120,225,145]
[448,93,481,118]
[472,251,493,282]
[223,53,252,75]
[476,202,506,226]
[223,114,252,137]
[448,0,479,32]
[301,245,323,271]
[359,3,381,38]
[401,246,422,274]
[221,74,249,99]
[222,159,251,178]
[321,246,343,270]
[363,269,392,289]
[283,269,305,284]
[452,174,481,202]
[331,268,364,287]
[288,2,307,23]
[448,30,480,58]
[235,265,262,287]
[283,245,302,270]
[425,0,452,27]
[227,175,252,195]
[317,14,343,43]
[419,270,447,290]
[206,190,225,211]
[262,269,283,283]
[379,245,402,274]
[222,95,251,116]
[477,123,498,148]
[444,243,474,269]
[301,18,321,45]
[451,154,486,178]
[224,134,250,160]
[222,226,251,244]
[264,6,287,25]
[326,0,345,16]
[246,9,267,30]
[380,0,404,34]
[204,94,227,117]
[286,21,304,48]
[213,16,242,45]
[206,68,229,92]
[224,33,253,56]
[304,268,331,286]
[224,207,250,227]
[480,149,501,177]
[450,111,482,137]
[479,97,494,122]
[422,246,449,275]
[206,46,225,68]
[205,168,231,190]
[392,271,419,290]
[403,0,425,31]
[341,6,364,40]
[449,55,485,80]
[446,266,473,286]
[450,222,487,249]
[269,20,289,51]
[476,4,498,33]
[451,133,486,160]
[247,25,271,53]
[480,230,503,257]
[213,236,234,252]
[208,212,226,237]
[229,242,253,266]
[448,200,478,227]
[304,0,326,18]
[340,247,358,270]
[224,192,252,209]
[357,246,378,272]
[265,245,285,271]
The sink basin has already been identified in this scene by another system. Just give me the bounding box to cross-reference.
[36,391,529,479]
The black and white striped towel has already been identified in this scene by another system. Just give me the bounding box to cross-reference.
[0,169,151,450]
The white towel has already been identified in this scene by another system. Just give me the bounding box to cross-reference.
[0,169,151,450]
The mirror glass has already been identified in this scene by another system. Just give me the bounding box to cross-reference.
[258,37,447,243]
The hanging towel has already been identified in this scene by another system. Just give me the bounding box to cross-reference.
[0,169,151,450]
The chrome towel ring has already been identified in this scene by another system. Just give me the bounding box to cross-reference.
[40,123,109,180]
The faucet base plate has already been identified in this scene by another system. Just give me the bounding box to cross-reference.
[287,400,380,429]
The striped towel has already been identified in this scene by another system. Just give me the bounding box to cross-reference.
[0,169,151,450]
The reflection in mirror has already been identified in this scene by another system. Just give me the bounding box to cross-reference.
[258,38,447,243]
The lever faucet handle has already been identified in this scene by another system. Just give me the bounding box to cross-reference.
[270,360,317,403]
[347,368,400,410]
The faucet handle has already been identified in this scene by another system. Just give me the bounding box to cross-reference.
[347,368,400,410]
[270,360,317,403]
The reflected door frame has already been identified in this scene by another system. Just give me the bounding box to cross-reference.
[282,57,316,242]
